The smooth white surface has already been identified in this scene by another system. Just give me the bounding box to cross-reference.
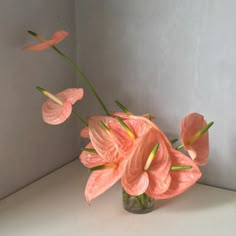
[75,0,236,190]
[0,160,235,236]
[0,0,77,199]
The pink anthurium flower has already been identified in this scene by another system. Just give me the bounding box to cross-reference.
[88,115,153,162]
[82,115,157,203]
[121,128,172,197]
[80,142,126,203]
[154,149,202,199]
[85,159,126,204]
[41,88,83,125]
[24,30,68,51]
[180,113,210,166]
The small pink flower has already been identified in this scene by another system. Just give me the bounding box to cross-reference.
[180,113,209,166]
[154,149,202,199]
[121,128,172,197]
[24,30,68,51]
[42,88,83,125]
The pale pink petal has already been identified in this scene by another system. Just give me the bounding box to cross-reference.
[122,172,149,196]
[111,112,131,119]
[107,120,136,157]
[24,30,69,51]
[80,127,89,138]
[156,149,202,199]
[122,128,171,196]
[42,100,72,125]
[121,139,149,195]
[112,112,155,120]
[181,113,209,166]
[56,88,84,104]
[85,162,124,203]
[143,129,172,197]
[79,143,106,168]
[23,40,56,51]
[50,30,69,44]
[88,116,133,162]
[41,88,83,125]
[109,115,153,140]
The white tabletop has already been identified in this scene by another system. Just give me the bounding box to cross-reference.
[0,160,236,236]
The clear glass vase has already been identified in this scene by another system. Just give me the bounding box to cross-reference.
[122,188,154,214]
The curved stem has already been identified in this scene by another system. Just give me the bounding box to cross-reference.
[28,30,110,116]
[72,110,88,126]
[52,46,110,116]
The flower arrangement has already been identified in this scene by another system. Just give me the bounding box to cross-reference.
[24,30,214,214]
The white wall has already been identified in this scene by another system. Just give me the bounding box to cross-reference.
[75,0,236,190]
[0,0,77,199]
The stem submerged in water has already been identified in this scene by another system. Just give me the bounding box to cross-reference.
[122,188,154,214]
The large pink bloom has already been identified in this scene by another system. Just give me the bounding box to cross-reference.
[80,115,155,203]
[180,113,209,166]
[121,128,172,197]
[88,115,153,162]
[42,88,83,125]
[154,149,202,199]
[80,142,125,203]
[24,30,68,51]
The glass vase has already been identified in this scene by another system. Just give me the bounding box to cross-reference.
[122,188,154,214]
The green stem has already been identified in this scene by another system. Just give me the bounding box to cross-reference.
[136,195,145,209]
[27,31,110,116]
[72,111,88,126]
[115,100,129,113]
[51,46,110,116]
[170,138,178,145]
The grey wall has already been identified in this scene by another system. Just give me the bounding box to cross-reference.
[0,0,77,199]
[75,0,236,190]
[1,0,235,199]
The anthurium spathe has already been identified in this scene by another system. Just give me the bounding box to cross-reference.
[121,128,172,197]
[85,159,126,204]
[180,113,212,166]
[80,142,126,203]
[88,115,153,162]
[24,30,69,51]
[40,87,84,125]
[154,149,202,199]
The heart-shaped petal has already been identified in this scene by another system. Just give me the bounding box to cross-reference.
[181,113,209,166]
[156,149,202,199]
[85,160,126,203]
[42,88,83,125]
[122,128,171,196]
[89,116,133,162]
[24,30,69,51]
